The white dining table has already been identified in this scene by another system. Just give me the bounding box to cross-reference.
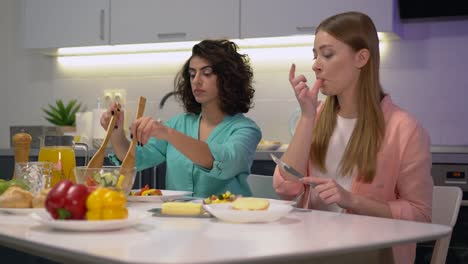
[0,202,451,264]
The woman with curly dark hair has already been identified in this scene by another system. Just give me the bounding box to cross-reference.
[101,39,262,197]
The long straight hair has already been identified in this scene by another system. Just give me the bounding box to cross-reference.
[310,12,385,183]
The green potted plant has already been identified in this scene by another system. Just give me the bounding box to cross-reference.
[42,99,83,133]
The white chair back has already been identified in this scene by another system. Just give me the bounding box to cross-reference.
[247,174,279,199]
[431,186,462,264]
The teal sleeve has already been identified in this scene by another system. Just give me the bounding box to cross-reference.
[195,124,262,180]
[135,137,168,171]
[107,154,121,166]
[135,117,178,171]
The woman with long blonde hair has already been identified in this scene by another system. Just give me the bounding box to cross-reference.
[273,12,433,264]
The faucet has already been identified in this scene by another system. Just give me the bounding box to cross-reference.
[159,91,176,110]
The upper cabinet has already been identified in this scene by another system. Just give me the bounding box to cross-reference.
[110,0,240,45]
[23,0,110,49]
[240,0,399,39]
[22,0,399,49]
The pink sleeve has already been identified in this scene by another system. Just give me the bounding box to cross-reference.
[273,166,304,200]
[273,158,316,201]
[273,104,324,200]
[388,123,433,222]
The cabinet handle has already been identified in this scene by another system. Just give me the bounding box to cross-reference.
[157,32,187,39]
[445,180,467,184]
[296,26,316,33]
[100,9,105,41]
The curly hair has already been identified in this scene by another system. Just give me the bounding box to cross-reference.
[174,39,255,115]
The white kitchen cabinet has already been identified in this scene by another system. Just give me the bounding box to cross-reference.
[22,0,110,49]
[240,0,399,39]
[110,0,240,45]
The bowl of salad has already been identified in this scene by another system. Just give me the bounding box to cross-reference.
[74,166,136,194]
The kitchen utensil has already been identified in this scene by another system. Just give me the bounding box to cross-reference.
[270,153,315,183]
[292,188,313,209]
[270,153,315,208]
[87,115,116,169]
[74,166,136,195]
[119,96,146,185]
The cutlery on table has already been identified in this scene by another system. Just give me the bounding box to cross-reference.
[270,153,316,187]
[270,153,315,208]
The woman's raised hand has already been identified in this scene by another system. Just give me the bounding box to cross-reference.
[289,64,323,119]
[100,102,124,131]
[131,116,170,146]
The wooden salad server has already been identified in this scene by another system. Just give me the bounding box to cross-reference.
[118,96,146,188]
[86,114,117,169]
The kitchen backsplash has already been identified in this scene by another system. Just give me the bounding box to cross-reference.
[48,47,315,145]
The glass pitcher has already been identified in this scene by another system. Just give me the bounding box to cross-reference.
[38,135,88,186]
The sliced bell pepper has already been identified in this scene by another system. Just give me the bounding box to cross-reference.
[141,189,162,196]
[137,184,150,195]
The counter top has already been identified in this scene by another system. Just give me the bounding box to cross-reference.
[2,145,468,162]
[0,148,284,161]
[0,202,451,264]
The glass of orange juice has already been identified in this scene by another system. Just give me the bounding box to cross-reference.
[38,136,88,187]
[38,146,77,186]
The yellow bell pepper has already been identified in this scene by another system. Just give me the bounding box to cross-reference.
[86,188,128,220]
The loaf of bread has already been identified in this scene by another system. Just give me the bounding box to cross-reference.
[161,202,204,216]
[231,197,270,211]
[0,186,33,208]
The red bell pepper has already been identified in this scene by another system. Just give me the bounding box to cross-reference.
[45,180,90,220]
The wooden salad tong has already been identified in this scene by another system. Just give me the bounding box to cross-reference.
[118,96,146,188]
[87,113,117,169]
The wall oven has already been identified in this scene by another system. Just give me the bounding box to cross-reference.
[416,146,468,264]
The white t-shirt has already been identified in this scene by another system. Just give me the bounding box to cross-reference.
[310,115,357,212]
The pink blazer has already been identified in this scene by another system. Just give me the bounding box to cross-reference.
[273,96,433,264]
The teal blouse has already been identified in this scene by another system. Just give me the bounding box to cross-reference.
[134,113,262,198]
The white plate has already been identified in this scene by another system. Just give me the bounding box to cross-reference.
[0,208,45,215]
[202,198,295,206]
[30,210,147,231]
[127,189,193,203]
[266,198,296,206]
[203,203,293,223]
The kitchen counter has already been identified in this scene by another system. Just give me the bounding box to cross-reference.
[2,146,468,186]
[3,144,468,161]
[0,148,280,160]
[0,148,96,157]
[0,202,451,264]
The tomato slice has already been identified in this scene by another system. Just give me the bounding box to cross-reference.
[86,176,97,186]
